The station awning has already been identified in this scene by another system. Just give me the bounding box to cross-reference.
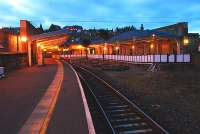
[91,30,180,45]
[109,30,180,43]
[31,29,71,41]
[30,29,71,48]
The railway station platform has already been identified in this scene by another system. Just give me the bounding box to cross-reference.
[0,58,93,134]
[46,61,92,134]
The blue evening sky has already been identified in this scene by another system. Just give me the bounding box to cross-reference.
[0,0,200,33]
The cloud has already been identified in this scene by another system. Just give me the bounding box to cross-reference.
[0,0,200,33]
[0,0,41,15]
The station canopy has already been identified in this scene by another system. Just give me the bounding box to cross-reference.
[31,29,71,49]
[91,30,181,45]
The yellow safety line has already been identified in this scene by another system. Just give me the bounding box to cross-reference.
[39,60,64,134]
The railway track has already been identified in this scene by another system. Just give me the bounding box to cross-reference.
[72,63,169,134]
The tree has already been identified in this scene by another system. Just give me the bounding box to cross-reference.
[98,29,111,41]
[39,24,43,31]
[80,34,91,60]
[49,24,61,32]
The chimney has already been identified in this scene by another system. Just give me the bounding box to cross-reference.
[20,20,30,52]
[140,24,144,31]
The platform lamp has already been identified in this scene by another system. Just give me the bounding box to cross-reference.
[116,41,119,62]
[21,36,27,42]
[132,39,135,56]
[183,37,189,45]
[20,36,28,53]
[115,46,119,63]
[103,45,107,61]
[132,45,135,56]
[150,43,154,55]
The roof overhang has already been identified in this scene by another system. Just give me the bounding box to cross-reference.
[30,29,71,49]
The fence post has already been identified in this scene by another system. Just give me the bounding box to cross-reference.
[160,54,161,63]
[167,54,169,63]
[175,54,177,63]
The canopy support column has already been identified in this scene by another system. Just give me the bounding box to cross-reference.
[37,45,44,66]
[176,40,181,54]
[28,41,32,67]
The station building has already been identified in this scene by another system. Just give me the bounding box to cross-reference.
[87,23,199,56]
[1,20,200,68]
[64,22,199,56]
[0,20,44,53]
[0,20,69,67]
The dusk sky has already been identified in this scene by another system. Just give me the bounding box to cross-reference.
[0,0,200,33]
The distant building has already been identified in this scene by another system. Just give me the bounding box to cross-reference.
[63,25,83,32]
[70,22,199,56]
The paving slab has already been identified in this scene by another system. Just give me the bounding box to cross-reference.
[0,59,57,134]
[46,62,91,134]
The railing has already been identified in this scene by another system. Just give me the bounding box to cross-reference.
[61,54,191,63]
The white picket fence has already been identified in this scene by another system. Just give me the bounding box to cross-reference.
[61,54,191,63]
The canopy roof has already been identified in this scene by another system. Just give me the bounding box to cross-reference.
[31,29,71,41]
[31,29,71,48]
[109,30,180,42]
[91,30,180,45]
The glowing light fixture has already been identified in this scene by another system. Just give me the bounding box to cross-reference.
[63,48,69,51]
[21,36,27,42]
[132,45,135,49]
[150,44,154,49]
[37,43,41,47]
[115,46,119,50]
[77,45,83,49]
[41,45,44,49]
[184,38,189,45]
[103,46,107,51]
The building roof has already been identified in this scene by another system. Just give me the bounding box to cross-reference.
[31,29,71,41]
[109,30,180,43]
[63,38,81,45]
[91,38,104,44]
[90,30,180,45]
